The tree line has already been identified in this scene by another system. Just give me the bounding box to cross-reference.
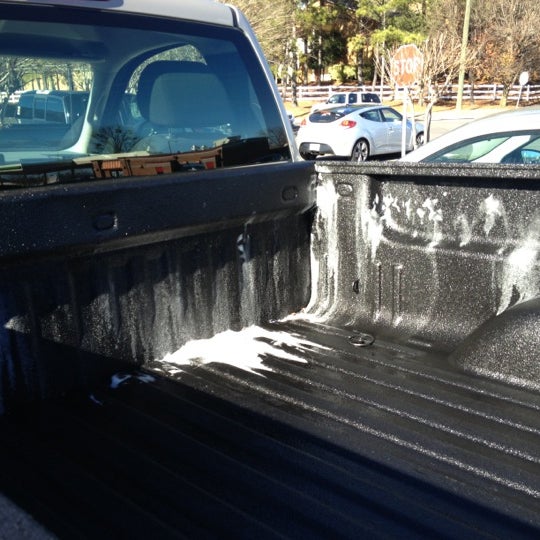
[224,0,540,107]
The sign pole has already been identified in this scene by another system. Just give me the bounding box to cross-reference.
[517,71,529,108]
[401,87,408,158]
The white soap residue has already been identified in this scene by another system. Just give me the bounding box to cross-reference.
[483,195,502,236]
[498,240,539,314]
[422,198,442,223]
[365,194,385,260]
[455,214,473,247]
[159,325,326,376]
[300,180,341,321]
[422,198,443,248]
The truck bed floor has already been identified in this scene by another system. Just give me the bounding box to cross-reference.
[1,320,540,539]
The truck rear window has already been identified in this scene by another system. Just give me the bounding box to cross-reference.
[0,5,291,187]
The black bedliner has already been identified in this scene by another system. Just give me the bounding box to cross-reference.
[1,319,539,539]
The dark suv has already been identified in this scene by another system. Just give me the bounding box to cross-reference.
[17,90,89,124]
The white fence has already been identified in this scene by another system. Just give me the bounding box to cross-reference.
[279,83,540,104]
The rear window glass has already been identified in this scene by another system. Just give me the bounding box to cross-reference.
[0,5,291,187]
[309,109,348,123]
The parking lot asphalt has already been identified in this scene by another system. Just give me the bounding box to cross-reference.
[421,107,506,141]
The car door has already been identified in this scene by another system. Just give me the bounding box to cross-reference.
[380,107,405,151]
[359,108,390,153]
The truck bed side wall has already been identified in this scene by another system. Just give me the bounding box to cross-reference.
[0,162,315,411]
[307,161,540,388]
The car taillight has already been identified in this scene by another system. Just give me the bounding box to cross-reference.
[340,119,357,128]
[301,118,307,126]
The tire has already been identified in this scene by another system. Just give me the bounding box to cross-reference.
[351,139,370,162]
[416,131,425,146]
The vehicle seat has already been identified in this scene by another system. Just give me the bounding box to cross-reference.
[133,60,234,153]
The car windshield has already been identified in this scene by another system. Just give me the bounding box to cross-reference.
[0,4,290,187]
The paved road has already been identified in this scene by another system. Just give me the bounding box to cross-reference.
[424,107,504,141]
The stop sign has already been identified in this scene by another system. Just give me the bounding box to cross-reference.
[391,44,423,86]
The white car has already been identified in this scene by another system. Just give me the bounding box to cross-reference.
[297,104,424,161]
[311,91,381,112]
[402,107,540,164]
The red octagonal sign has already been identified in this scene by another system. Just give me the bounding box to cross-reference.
[391,44,423,86]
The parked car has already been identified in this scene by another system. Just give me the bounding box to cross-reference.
[0,101,17,126]
[311,91,381,112]
[16,90,89,125]
[297,104,424,161]
[402,107,540,164]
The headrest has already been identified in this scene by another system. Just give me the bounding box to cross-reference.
[137,60,233,128]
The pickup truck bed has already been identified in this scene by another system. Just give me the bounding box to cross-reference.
[2,317,540,539]
[2,161,540,538]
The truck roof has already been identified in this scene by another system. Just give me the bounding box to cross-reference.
[3,0,236,27]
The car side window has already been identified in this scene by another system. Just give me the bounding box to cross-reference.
[362,93,380,103]
[348,94,357,104]
[34,96,46,120]
[520,149,540,164]
[328,94,345,104]
[499,135,540,163]
[361,109,382,123]
[46,97,64,123]
[381,108,402,123]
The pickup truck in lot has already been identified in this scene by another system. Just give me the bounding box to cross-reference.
[1,1,540,538]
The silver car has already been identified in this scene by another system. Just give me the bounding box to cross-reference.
[402,107,540,164]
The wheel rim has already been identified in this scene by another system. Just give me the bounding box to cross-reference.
[352,140,369,161]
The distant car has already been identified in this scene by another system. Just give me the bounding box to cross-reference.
[311,91,381,112]
[402,107,540,164]
[0,102,17,126]
[297,104,424,161]
[16,90,89,125]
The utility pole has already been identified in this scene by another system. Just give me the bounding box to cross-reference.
[456,0,472,111]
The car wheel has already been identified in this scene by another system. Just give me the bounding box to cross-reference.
[351,139,369,161]
[416,132,425,146]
